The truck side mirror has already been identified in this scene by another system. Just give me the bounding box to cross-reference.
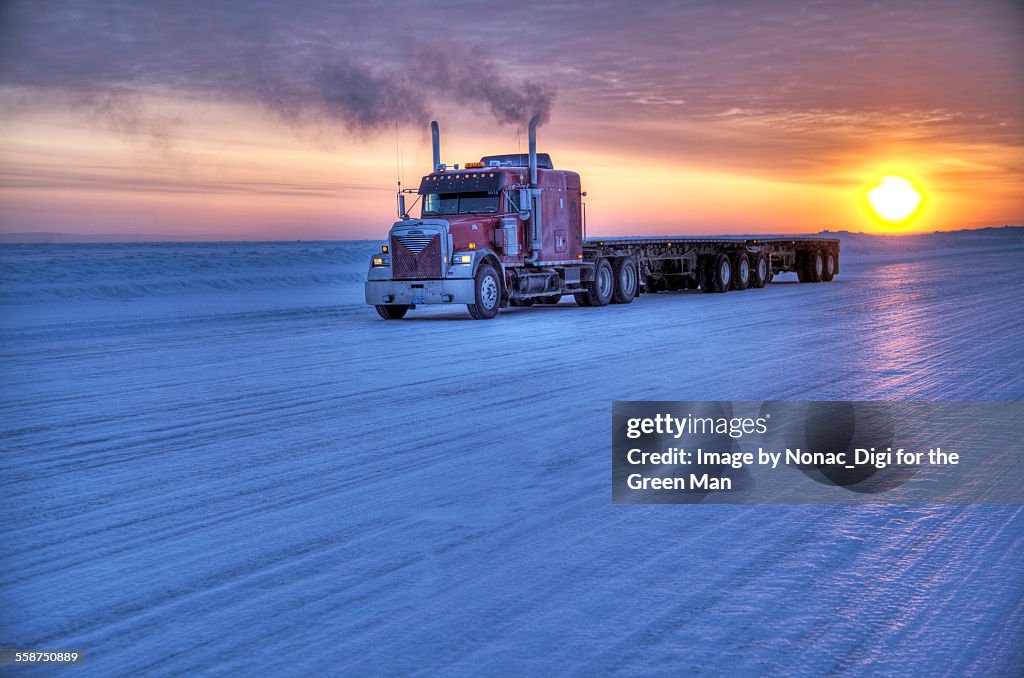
[397,194,407,219]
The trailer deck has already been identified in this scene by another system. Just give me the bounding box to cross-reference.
[579,235,840,294]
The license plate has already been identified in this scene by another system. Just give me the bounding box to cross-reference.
[411,295,425,304]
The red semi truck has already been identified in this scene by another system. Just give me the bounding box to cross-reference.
[365,117,839,319]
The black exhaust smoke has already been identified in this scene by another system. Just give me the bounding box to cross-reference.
[0,4,556,144]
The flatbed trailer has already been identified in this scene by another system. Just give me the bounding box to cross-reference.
[585,236,839,294]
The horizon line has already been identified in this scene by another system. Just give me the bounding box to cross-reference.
[2,225,1022,245]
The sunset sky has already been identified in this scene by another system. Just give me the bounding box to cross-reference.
[1,0,1021,239]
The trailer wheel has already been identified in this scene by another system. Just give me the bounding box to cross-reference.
[702,253,731,293]
[700,257,714,293]
[375,304,409,320]
[803,250,823,283]
[467,264,501,319]
[731,253,750,290]
[796,252,808,283]
[580,257,614,306]
[822,251,836,281]
[750,253,768,288]
[611,257,638,304]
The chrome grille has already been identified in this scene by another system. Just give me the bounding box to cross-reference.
[391,232,442,279]
[394,231,435,254]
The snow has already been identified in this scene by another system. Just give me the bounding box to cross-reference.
[1,228,1022,675]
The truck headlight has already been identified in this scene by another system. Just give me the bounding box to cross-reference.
[372,255,390,267]
[452,253,473,265]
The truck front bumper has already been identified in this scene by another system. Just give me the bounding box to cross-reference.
[365,279,476,306]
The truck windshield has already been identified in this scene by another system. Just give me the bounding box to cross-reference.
[423,192,500,216]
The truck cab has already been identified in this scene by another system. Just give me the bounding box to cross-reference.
[365,118,590,319]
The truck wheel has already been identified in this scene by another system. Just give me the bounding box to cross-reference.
[700,258,714,293]
[750,253,768,288]
[611,257,638,304]
[573,292,592,306]
[731,252,750,290]
[822,251,836,281]
[702,253,731,293]
[796,252,808,283]
[375,304,409,319]
[804,250,823,283]
[467,264,501,319]
[584,258,614,306]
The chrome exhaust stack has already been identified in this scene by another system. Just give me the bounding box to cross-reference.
[527,114,543,254]
[528,114,539,186]
[431,120,441,171]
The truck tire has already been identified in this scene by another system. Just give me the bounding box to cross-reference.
[375,304,409,319]
[611,257,638,304]
[467,264,501,319]
[796,252,809,283]
[749,253,768,288]
[822,251,836,281]
[700,257,713,293]
[702,253,731,293]
[581,257,614,306]
[804,250,823,283]
[731,252,750,290]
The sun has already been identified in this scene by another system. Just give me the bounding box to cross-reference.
[867,176,922,223]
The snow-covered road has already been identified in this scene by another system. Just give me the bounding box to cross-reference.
[2,229,1022,675]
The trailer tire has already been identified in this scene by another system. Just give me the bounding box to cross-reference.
[702,253,732,293]
[700,257,714,293]
[822,251,836,281]
[611,257,638,304]
[750,253,768,288]
[804,250,823,283]
[375,304,409,320]
[467,264,501,319]
[581,257,614,306]
[796,252,808,283]
[731,252,750,290]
